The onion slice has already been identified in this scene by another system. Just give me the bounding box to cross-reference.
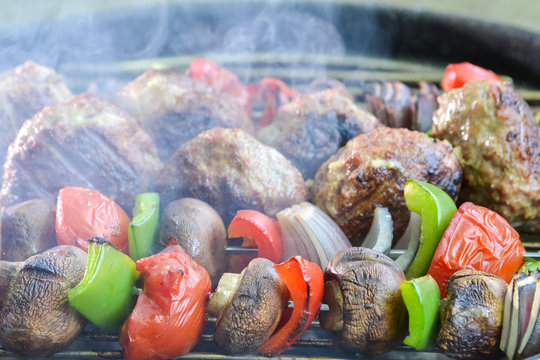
[277,202,351,269]
[360,207,393,255]
[395,212,422,272]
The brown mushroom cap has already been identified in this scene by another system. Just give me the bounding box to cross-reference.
[320,247,407,354]
[214,258,288,354]
[159,198,227,288]
[0,245,87,357]
[438,269,507,359]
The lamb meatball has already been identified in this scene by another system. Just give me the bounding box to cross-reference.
[116,70,254,161]
[0,94,162,211]
[257,90,383,179]
[311,127,461,245]
[156,128,309,224]
[0,61,72,172]
[433,81,540,233]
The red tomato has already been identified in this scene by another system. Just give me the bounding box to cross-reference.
[441,62,501,92]
[56,186,130,254]
[427,202,525,297]
[186,58,251,114]
[227,209,283,272]
[246,77,299,126]
[257,256,323,356]
[120,245,211,360]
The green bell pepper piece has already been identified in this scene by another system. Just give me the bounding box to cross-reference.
[404,179,457,279]
[128,192,160,261]
[400,274,441,350]
[520,259,540,275]
[68,237,139,332]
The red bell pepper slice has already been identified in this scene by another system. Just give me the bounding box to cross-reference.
[186,58,251,114]
[441,62,501,92]
[257,256,324,356]
[246,77,299,126]
[427,202,525,297]
[227,209,283,272]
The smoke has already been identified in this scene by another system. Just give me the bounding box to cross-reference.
[0,1,348,83]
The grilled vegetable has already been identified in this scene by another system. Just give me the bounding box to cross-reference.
[120,245,211,360]
[0,246,87,357]
[277,202,352,270]
[319,247,407,355]
[246,77,298,126]
[257,256,324,356]
[227,209,282,273]
[400,275,441,350]
[438,270,507,359]
[428,202,525,297]
[0,199,56,261]
[441,62,501,92]
[211,258,288,353]
[68,237,139,332]
[56,186,130,254]
[500,271,540,360]
[402,179,457,279]
[128,192,160,261]
[360,207,393,255]
[159,198,227,288]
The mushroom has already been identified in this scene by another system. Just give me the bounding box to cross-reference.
[438,269,507,359]
[319,247,407,355]
[0,245,87,357]
[209,258,288,353]
[0,199,56,261]
[159,198,227,287]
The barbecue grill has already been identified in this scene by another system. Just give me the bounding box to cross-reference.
[1,1,540,359]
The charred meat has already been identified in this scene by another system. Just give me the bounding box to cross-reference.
[433,81,540,233]
[311,127,461,245]
[116,70,253,162]
[0,61,72,171]
[156,128,309,224]
[257,89,383,179]
[0,94,162,212]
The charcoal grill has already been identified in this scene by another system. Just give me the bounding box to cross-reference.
[1,1,540,359]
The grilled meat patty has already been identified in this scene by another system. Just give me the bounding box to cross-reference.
[433,81,540,233]
[0,93,162,212]
[156,128,309,224]
[311,127,462,245]
[116,70,254,162]
[0,61,72,171]
[257,90,383,179]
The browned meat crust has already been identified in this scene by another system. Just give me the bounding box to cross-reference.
[311,127,462,245]
[257,90,383,179]
[116,70,254,161]
[0,61,72,170]
[433,81,540,233]
[0,94,162,211]
[156,128,309,224]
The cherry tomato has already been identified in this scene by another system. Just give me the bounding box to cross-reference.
[186,58,251,114]
[227,209,283,272]
[246,77,299,126]
[56,186,130,254]
[441,62,501,92]
[427,202,525,297]
[119,245,211,360]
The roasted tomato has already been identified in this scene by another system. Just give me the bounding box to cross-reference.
[428,202,525,297]
[55,186,130,254]
[119,245,211,360]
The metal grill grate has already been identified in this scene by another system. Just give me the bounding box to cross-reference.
[2,53,540,359]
